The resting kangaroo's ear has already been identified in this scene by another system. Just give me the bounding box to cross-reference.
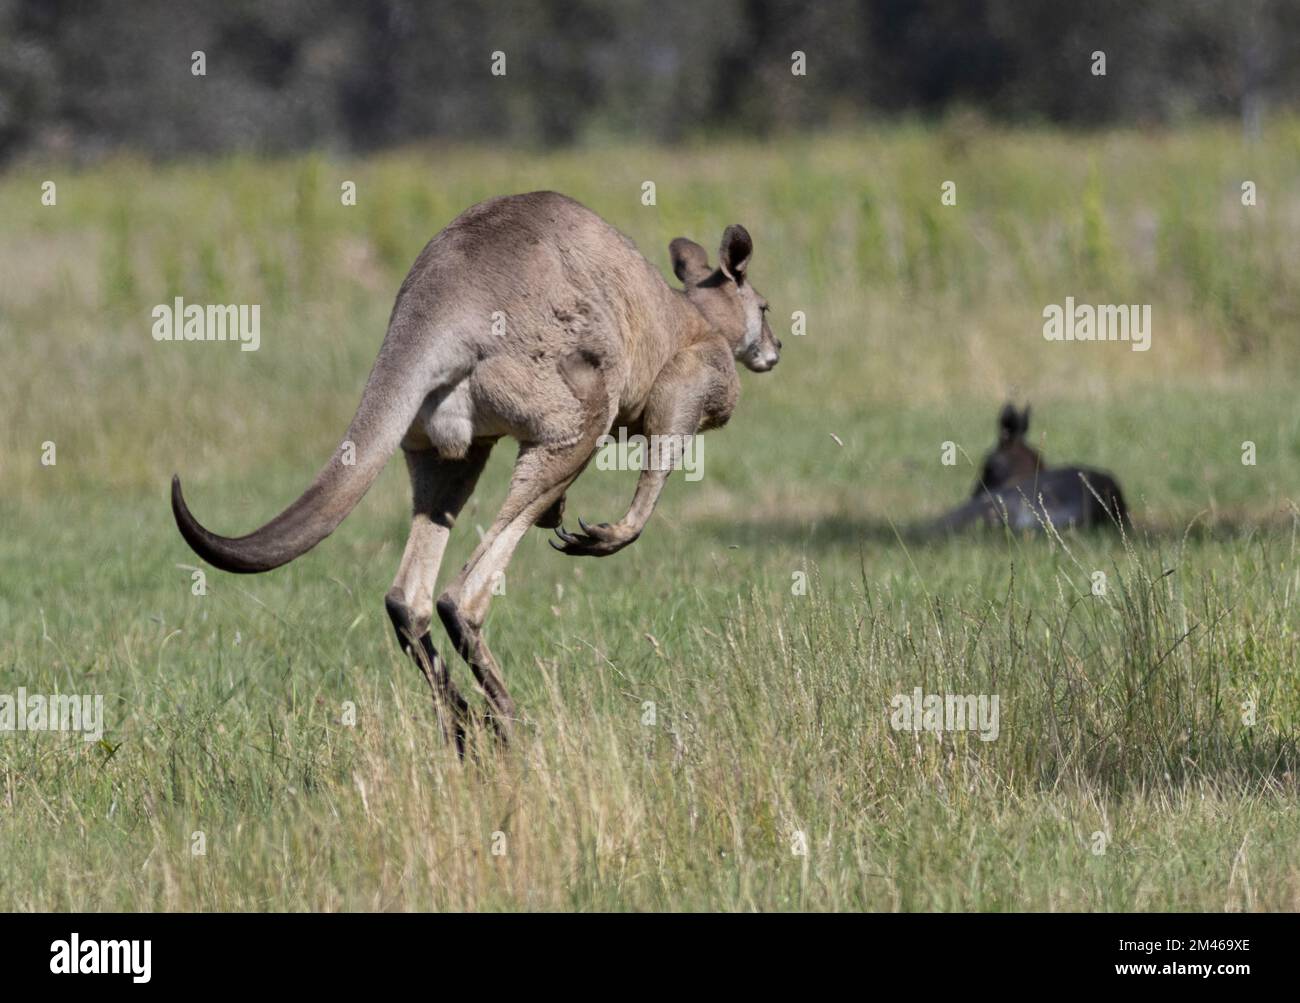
[718,224,752,282]
[998,402,1020,441]
[670,237,711,285]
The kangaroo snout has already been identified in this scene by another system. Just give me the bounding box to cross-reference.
[743,335,781,372]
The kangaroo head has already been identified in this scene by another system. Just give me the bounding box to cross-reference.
[973,403,1043,496]
[670,225,780,372]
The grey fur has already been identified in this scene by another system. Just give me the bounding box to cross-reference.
[172,191,780,744]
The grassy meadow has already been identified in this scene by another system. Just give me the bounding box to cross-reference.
[1,121,1299,910]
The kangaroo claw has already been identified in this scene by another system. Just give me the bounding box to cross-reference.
[549,519,639,557]
[578,517,617,539]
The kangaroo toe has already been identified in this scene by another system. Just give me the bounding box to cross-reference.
[548,520,639,557]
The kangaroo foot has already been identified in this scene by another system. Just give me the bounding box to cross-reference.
[548,517,640,557]
[386,591,471,756]
[436,594,516,745]
[413,634,471,757]
[535,493,566,529]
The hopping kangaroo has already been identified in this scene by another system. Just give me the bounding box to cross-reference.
[933,403,1129,532]
[172,191,781,749]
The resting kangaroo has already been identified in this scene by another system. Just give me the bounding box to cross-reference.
[172,191,780,750]
[933,403,1129,532]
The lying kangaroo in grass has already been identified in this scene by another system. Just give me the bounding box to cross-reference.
[172,191,780,749]
[932,403,1129,533]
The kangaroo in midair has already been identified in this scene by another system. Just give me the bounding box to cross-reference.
[172,191,781,750]
[932,403,1129,533]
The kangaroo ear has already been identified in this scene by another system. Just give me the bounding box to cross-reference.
[998,402,1020,441]
[718,224,752,282]
[670,237,711,285]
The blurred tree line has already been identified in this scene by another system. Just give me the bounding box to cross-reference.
[2,0,1298,163]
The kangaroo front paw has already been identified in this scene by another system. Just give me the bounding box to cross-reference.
[547,518,640,557]
[535,493,566,529]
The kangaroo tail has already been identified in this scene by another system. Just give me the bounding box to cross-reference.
[923,495,993,537]
[171,337,437,574]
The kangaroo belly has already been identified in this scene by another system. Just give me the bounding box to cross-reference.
[402,380,473,458]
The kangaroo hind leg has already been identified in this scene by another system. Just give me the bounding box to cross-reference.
[385,440,493,755]
[437,347,614,743]
[436,439,597,743]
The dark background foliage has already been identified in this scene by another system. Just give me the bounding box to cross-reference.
[2,0,1298,163]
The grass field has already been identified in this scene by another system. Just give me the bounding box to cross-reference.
[1,121,1299,910]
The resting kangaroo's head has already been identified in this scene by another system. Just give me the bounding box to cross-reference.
[974,403,1043,496]
[670,225,780,372]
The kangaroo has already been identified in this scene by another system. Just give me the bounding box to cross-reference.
[932,403,1129,533]
[171,191,781,750]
